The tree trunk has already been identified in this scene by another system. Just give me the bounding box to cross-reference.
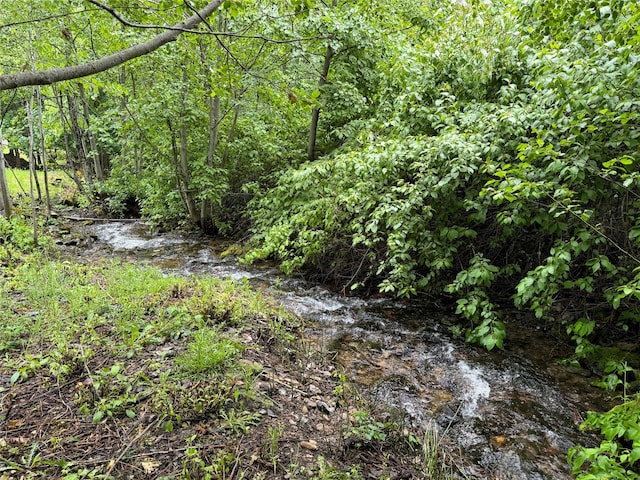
[79,83,104,181]
[27,90,39,245]
[307,0,338,161]
[199,38,221,230]
[36,86,52,216]
[0,126,12,219]
[222,103,240,168]
[178,68,198,224]
[67,93,93,189]
[53,88,85,193]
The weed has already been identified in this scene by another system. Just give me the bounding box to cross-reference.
[0,312,32,353]
[343,410,388,448]
[332,370,357,406]
[220,408,262,435]
[263,422,284,473]
[181,444,236,480]
[175,327,244,377]
[75,363,141,423]
[311,456,363,480]
[152,376,255,426]
[9,353,49,384]
[416,422,461,480]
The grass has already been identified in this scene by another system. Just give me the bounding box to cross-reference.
[4,167,85,210]
[5,167,72,197]
[0,253,296,477]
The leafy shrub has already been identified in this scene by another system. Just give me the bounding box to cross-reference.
[569,396,640,480]
[247,0,640,353]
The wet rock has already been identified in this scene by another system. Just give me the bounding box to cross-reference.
[436,402,462,428]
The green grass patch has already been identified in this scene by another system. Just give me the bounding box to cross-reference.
[5,168,74,198]
[0,253,300,476]
[175,327,244,377]
[0,258,291,369]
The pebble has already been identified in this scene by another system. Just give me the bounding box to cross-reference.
[315,400,334,414]
[308,384,321,395]
[300,440,318,450]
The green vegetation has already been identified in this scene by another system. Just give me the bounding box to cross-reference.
[2,0,640,477]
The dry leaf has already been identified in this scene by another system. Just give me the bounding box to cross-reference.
[141,458,160,474]
[8,419,24,429]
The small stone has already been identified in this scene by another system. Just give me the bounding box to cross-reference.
[315,423,325,432]
[308,384,321,395]
[300,440,318,450]
[316,400,334,414]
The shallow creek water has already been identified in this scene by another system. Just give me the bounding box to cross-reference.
[78,221,610,479]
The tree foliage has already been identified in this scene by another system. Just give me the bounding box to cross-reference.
[247,0,640,352]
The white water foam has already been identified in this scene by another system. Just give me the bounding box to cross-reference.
[457,361,491,417]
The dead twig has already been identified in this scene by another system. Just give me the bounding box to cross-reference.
[103,419,159,478]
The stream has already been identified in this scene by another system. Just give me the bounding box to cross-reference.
[69,220,609,479]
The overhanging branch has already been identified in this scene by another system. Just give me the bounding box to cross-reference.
[0,0,224,91]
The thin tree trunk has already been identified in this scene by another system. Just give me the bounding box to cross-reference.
[307,47,334,161]
[67,93,93,189]
[167,119,185,206]
[307,0,338,161]
[222,103,240,167]
[53,88,85,193]
[0,125,12,219]
[30,29,51,215]
[79,83,104,181]
[36,86,51,216]
[178,68,198,223]
[199,38,221,230]
[179,119,198,223]
[27,90,39,245]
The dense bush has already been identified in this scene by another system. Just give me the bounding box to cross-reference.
[247,0,640,351]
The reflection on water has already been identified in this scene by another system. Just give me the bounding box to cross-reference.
[82,221,608,479]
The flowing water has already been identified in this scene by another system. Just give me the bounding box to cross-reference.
[75,221,609,479]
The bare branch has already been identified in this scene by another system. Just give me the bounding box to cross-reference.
[0,9,93,29]
[86,0,200,32]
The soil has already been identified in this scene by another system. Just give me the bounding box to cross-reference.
[0,322,423,479]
